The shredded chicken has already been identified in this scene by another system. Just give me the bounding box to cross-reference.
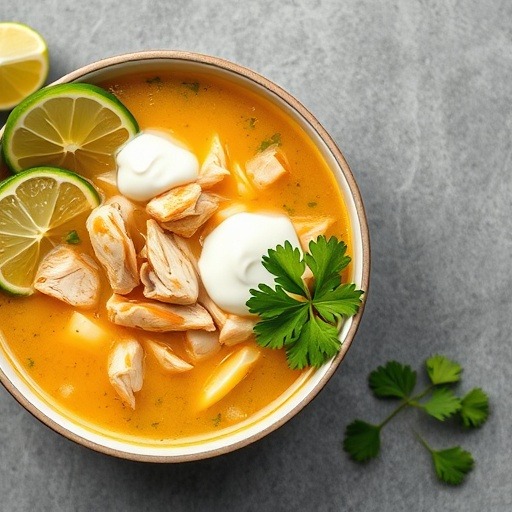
[105,195,135,226]
[161,193,220,237]
[197,134,230,189]
[107,294,215,332]
[171,235,228,328]
[198,285,228,329]
[108,338,144,409]
[219,315,257,346]
[245,144,288,189]
[144,338,194,373]
[86,202,139,294]
[34,245,101,309]
[140,220,199,304]
[146,183,202,223]
[184,330,221,362]
[292,216,335,250]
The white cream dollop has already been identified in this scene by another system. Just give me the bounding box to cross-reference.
[198,212,300,316]
[116,131,199,202]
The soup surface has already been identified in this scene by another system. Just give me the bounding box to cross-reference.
[0,69,351,443]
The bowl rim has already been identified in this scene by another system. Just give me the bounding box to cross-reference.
[0,50,370,462]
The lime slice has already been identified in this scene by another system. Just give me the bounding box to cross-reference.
[0,166,101,295]
[1,83,139,180]
[0,22,49,110]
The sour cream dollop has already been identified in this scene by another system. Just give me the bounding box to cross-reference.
[198,212,300,316]
[116,131,199,201]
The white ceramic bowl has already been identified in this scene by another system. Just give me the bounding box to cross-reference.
[0,51,370,462]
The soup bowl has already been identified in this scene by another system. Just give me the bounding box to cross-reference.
[0,50,370,462]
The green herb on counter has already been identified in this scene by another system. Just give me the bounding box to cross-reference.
[343,355,489,485]
[247,236,363,370]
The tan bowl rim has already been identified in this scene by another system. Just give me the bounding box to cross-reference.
[0,50,371,462]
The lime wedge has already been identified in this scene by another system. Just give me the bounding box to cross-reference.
[0,166,101,295]
[1,83,138,181]
[0,22,49,110]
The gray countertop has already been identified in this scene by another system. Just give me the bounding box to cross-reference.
[1,1,511,510]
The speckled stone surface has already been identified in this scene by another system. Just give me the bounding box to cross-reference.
[1,1,511,510]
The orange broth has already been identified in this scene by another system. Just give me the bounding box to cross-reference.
[0,70,351,441]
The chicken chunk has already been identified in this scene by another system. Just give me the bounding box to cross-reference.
[34,245,101,309]
[198,284,228,329]
[197,134,230,189]
[245,144,288,189]
[107,294,215,332]
[219,315,257,346]
[184,330,221,362]
[146,183,202,223]
[292,216,335,250]
[171,235,228,328]
[144,338,194,373]
[108,338,144,409]
[161,193,220,237]
[86,202,139,294]
[140,220,199,304]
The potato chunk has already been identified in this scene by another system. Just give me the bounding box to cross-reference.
[199,345,261,410]
[66,311,109,348]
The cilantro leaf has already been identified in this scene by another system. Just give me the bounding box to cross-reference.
[431,446,474,485]
[252,305,308,350]
[459,388,489,428]
[420,387,461,421]
[261,241,307,296]
[426,355,462,385]
[368,361,417,399]
[248,235,362,369]
[286,314,340,369]
[313,284,363,323]
[343,420,381,462]
[247,284,303,318]
[305,236,351,296]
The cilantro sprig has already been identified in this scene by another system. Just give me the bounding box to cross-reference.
[343,355,489,485]
[247,236,363,369]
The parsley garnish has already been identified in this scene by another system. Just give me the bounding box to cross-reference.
[182,81,200,94]
[247,236,363,369]
[258,132,281,151]
[64,230,81,245]
[343,355,489,485]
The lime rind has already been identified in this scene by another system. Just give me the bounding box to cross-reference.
[0,166,101,295]
[1,83,139,173]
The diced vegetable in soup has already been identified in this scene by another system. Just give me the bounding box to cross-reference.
[0,71,352,441]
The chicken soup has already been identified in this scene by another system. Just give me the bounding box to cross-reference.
[0,70,352,443]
